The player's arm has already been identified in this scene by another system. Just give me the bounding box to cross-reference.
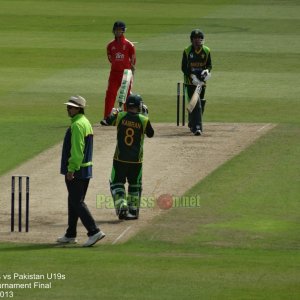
[181,50,193,85]
[181,50,189,76]
[68,123,84,172]
[206,52,212,72]
[145,120,154,138]
[199,52,212,82]
[129,43,136,73]
[107,44,112,63]
[105,108,120,126]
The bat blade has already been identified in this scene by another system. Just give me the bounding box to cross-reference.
[117,69,133,107]
[186,83,203,113]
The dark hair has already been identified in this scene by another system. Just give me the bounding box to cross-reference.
[113,21,126,32]
[79,108,85,114]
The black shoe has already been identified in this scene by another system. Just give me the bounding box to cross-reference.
[193,129,202,136]
[193,124,202,136]
[100,119,109,126]
[117,201,128,220]
[125,212,138,220]
[118,210,128,220]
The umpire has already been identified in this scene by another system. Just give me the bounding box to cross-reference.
[181,29,212,135]
[57,95,105,247]
[105,94,154,220]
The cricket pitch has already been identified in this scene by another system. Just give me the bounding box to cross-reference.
[0,123,275,245]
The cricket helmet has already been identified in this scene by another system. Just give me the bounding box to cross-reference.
[112,21,126,33]
[126,94,142,110]
[190,29,205,43]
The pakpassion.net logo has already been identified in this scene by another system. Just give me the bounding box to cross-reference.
[96,194,201,210]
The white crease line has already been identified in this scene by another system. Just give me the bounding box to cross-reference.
[257,123,271,132]
[112,226,132,245]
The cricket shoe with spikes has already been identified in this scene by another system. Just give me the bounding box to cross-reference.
[116,200,128,220]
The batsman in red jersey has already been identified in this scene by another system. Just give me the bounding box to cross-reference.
[101,21,136,125]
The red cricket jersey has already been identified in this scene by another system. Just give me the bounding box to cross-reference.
[107,36,136,72]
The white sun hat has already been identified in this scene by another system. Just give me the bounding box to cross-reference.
[64,95,86,108]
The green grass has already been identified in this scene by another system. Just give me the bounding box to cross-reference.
[0,0,300,299]
[1,243,299,300]
[1,0,300,174]
[135,124,300,250]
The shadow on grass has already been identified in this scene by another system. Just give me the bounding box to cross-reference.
[0,243,58,252]
[95,220,123,224]
[0,242,100,252]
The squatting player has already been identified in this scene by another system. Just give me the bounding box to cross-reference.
[100,21,136,125]
[181,29,212,135]
[105,94,154,220]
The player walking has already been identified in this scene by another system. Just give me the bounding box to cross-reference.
[100,21,136,125]
[181,29,212,135]
[105,94,154,220]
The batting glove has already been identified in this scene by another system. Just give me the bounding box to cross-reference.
[109,107,121,117]
[141,103,148,116]
[191,74,201,86]
[201,69,211,81]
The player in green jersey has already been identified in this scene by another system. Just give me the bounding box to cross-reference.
[181,29,212,135]
[106,94,154,220]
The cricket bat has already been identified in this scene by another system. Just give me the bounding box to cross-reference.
[186,82,204,113]
[117,69,133,108]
